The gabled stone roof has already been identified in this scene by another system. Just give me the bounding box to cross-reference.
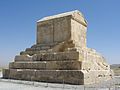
[37,10,87,27]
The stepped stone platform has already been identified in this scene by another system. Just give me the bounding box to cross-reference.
[3,10,113,85]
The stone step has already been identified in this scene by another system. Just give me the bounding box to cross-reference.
[3,69,84,85]
[31,43,58,48]
[16,51,79,62]
[3,69,112,85]
[25,46,51,51]
[9,61,82,70]
[32,51,79,61]
[20,50,47,56]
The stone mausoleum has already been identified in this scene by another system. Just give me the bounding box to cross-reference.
[3,10,113,85]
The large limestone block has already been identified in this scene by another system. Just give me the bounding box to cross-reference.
[37,16,71,44]
[9,61,82,70]
[16,51,79,62]
[9,62,46,70]
[3,69,113,85]
[15,55,32,61]
[37,10,87,49]
[32,51,79,61]
[3,69,84,85]
[83,70,113,84]
[71,19,87,48]
[20,51,45,56]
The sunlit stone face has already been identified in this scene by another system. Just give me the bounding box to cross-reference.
[37,16,71,44]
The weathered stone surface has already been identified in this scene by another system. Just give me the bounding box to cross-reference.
[9,61,82,70]
[15,55,32,61]
[3,10,113,85]
[32,52,79,61]
[37,11,87,48]
[3,69,84,85]
[3,69,113,85]
[15,51,79,62]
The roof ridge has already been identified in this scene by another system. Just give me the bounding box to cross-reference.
[37,10,83,22]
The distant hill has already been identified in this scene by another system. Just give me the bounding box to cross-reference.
[110,64,120,76]
[110,64,120,69]
[0,64,8,69]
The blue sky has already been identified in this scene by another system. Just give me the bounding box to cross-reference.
[0,0,120,66]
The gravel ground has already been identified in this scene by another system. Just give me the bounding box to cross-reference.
[0,72,120,90]
[0,82,43,90]
[0,72,84,90]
